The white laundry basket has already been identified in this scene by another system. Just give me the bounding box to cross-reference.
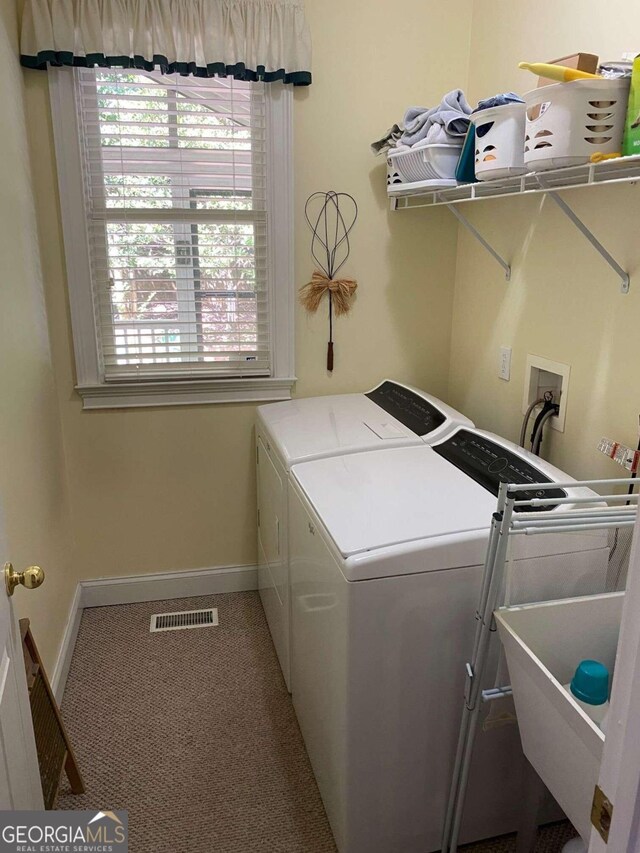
[387,140,461,194]
[524,78,630,171]
[495,592,624,843]
[386,158,404,189]
[471,102,527,181]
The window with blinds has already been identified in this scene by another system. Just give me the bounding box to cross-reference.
[75,68,269,380]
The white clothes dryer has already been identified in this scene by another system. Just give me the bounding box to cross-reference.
[289,428,610,853]
[255,380,473,689]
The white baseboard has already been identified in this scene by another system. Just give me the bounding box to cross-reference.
[50,564,258,702]
[51,583,84,704]
[79,563,258,608]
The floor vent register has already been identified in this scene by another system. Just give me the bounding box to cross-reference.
[150,608,219,633]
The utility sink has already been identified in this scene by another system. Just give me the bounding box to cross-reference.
[495,592,624,843]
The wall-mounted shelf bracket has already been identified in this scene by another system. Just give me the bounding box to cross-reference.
[542,189,629,294]
[440,197,511,281]
[391,154,640,294]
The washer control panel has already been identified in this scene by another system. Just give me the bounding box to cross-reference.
[366,382,446,436]
[433,430,567,511]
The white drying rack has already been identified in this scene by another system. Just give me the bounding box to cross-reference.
[441,477,639,853]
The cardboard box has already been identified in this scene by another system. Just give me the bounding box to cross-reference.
[622,55,640,155]
[537,52,599,87]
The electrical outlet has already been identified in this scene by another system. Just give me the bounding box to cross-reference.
[499,346,512,381]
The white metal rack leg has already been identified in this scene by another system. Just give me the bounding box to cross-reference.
[443,486,515,853]
[442,489,512,852]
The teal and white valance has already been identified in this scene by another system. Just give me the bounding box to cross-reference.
[20,0,312,84]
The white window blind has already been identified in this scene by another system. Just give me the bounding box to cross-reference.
[75,68,270,381]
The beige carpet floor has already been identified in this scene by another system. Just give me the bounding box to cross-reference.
[57,591,576,852]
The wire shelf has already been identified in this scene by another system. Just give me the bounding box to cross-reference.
[390,155,640,293]
[389,154,640,209]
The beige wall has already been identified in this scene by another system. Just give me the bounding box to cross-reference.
[294,0,472,400]
[7,0,640,665]
[448,0,640,481]
[0,2,75,671]
[21,0,472,580]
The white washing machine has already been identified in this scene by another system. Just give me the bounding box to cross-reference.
[256,380,473,689]
[289,428,610,853]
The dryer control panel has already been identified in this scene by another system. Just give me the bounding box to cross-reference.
[433,430,567,511]
[366,382,446,436]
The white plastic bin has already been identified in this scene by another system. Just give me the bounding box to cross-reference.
[471,102,527,181]
[386,158,404,190]
[524,78,630,171]
[387,141,461,195]
[495,592,624,843]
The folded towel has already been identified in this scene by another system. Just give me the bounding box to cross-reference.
[370,123,404,156]
[400,90,473,147]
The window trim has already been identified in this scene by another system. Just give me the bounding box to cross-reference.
[48,67,295,409]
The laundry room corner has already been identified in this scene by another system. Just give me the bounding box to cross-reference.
[0,0,77,675]
[18,0,474,588]
[447,0,640,482]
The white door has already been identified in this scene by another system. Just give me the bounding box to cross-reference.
[588,511,640,853]
[0,506,43,809]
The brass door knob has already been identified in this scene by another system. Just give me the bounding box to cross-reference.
[4,563,45,597]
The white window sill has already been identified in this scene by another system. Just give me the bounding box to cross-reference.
[76,377,296,410]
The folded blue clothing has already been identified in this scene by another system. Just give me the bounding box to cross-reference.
[473,92,524,113]
[400,90,473,147]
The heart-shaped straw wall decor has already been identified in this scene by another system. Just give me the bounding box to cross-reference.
[300,191,358,371]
